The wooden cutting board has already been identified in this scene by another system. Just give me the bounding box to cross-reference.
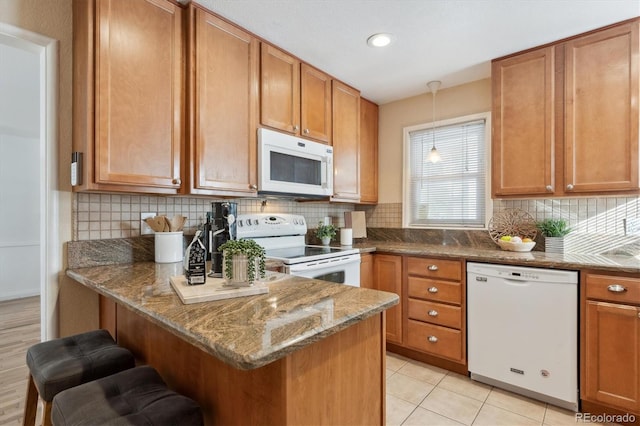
[170,275,268,304]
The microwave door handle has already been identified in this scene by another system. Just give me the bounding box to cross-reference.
[323,156,332,189]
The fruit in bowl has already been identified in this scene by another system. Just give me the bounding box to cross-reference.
[497,235,536,252]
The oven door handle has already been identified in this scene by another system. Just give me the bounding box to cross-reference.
[287,255,360,273]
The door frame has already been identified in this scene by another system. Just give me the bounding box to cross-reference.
[0,23,59,341]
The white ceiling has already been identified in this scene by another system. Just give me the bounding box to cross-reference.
[196,0,640,105]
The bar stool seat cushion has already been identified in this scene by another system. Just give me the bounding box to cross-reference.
[51,365,203,426]
[26,329,135,401]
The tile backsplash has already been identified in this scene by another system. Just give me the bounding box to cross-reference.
[73,193,354,241]
[73,193,640,255]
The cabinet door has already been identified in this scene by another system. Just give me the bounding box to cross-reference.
[564,22,639,194]
[584,300,640,411]
[260,43,300,134]
[300,63,332,144]
[360,253,374,289]
[94,0,183,190]
[188,7,259,195]
[331,81,361,201]
[359,98,378,204]
[492,46,555,197]
[373,254,402,344]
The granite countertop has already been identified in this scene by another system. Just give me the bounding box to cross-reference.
[66,262,398,370]
[354,241,640,274]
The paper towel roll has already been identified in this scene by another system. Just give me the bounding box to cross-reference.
[340,228,353,246]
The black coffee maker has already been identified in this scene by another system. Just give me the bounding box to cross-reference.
[204,201,237,277]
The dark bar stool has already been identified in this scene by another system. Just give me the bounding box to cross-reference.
[23,329,135,426]
[51,365,203,426]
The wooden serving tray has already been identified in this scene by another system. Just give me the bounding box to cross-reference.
[170,275,268,304]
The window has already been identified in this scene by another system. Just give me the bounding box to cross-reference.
[403,112,491,229]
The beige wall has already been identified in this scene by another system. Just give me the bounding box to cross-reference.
[377,78,492,204]
[1,0,74,337]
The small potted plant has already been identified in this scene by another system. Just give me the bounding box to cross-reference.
[536,218,571,254]
[315,222,337,245]
[218,239,266,286]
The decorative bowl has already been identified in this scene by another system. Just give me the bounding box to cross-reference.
[497,240,536,252]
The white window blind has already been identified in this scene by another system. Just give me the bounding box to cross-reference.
[403,113,490,229]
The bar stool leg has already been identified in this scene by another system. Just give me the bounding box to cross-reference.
[22,374,38,426]
[42,401,53,426]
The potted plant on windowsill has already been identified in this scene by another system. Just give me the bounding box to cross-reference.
[536,219,571,254]
[315,222,337,246]
[218,239,266,286]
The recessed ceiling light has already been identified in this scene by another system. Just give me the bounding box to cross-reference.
[367,33,394,48]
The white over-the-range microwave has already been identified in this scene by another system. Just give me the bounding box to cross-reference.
[258,128,333,198]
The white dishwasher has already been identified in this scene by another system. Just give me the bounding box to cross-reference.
[467,262,578,411]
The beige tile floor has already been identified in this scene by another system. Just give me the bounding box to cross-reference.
[385,352,615,426]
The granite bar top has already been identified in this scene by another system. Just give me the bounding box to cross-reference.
[353,241,640,274]
[66,262,398,370]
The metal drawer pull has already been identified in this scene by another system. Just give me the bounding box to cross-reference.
[428,287,438,293]
[607,284,627,293]
[428,310,438,317]
[427,265,439,271]
[427,335,438,343]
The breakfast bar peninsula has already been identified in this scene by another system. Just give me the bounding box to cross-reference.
[67,261,398,425]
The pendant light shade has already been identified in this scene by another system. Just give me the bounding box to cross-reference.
[427,80,442,163]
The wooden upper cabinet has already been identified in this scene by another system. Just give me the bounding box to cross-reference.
[492,47,555,197]
[492,18,640,198]
[300,63,332,143]
[331,80,361,202]
[564,22,639,194]
[260,44,332,144]
[186,5,259,196]
[260,43,300,135]
[73,0,184,194]
[359,98,379,204]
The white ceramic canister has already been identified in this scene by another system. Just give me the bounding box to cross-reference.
[340,228,353,246]
[155,231,184,263]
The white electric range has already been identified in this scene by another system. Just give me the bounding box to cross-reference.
[236,214,361,287]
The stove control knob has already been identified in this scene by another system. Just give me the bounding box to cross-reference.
[253,219,259,225]
[238,220,243,227]
[269,216,277,221]
[293,219,298,225]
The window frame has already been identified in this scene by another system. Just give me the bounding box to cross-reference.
[402,111,492,230]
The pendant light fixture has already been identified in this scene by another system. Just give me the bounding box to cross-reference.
[427,80,442,163]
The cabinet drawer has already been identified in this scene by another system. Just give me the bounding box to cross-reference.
[406,320,462,362]
[408,277,461,304]
[407,257,461,281]
[408,298,461,329]
[585,274,640,305]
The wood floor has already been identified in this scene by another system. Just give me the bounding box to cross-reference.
[0,296,40,425]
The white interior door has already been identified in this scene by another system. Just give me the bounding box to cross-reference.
[0,42,40,301]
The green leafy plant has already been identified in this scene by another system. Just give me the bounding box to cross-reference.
[218,239,265,283]
[536,219,572,237]
[315,222,337,240]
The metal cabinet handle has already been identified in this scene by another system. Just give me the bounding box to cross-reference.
[545,185,553,192]
[607,284,627,293]
[303,128,310,134]
[428,310,438,317]
[293,125,299,131]
[566,184,574,191]
[172,178,181,185]
[427,335,438,343]
[427,265,439,271]
[249,184,258,190]
[428,287,438,293]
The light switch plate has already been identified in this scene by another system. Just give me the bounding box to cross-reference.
[141,212,156,235]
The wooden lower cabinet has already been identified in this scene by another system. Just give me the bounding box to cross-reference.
[374,254,467,374]
[113,304,385,425]
[373,254,402,344]
[582,271,640,416]
[360,253,374,289]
